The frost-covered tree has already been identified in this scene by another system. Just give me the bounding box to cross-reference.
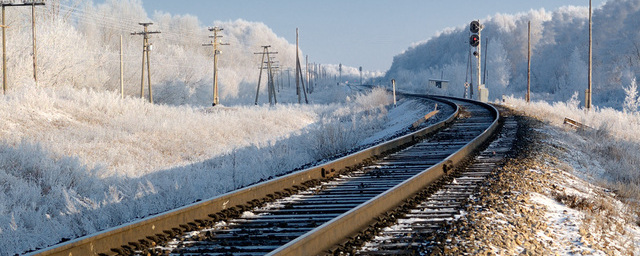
[0,0,310,106]
[385,0,640,108]
[623,78,640,113]
[565,47,588,100]
[485,37,511,97]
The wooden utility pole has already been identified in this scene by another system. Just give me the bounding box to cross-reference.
[483,37,488,85]
[120,35,123,99]
[1,1,44,92]
[2,6,6,94]
[392,79,397,107]
[254,45,278,105]
[31,2,37,83]
[304,55,311,91]
[203,26,229,106]
[131,22,160,103]
[295,28,308,104]
[586,0,593,110]
[339,63,342,84]
[296,29,301,103]
[527,21,531,103]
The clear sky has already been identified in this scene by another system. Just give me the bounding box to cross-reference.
[140,0,607,72]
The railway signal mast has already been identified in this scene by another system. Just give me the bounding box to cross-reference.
[469,20,488,102]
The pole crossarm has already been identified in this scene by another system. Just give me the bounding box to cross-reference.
[0,1,45,6]
[131,31,160,36]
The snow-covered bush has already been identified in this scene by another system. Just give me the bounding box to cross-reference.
[310,88,392,159]
[504,96,640,203]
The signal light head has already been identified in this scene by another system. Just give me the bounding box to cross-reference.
[470,21,480,33]
[469,34,480,47]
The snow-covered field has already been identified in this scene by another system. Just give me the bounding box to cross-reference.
[502,98,640,254]
[0,85,433,255]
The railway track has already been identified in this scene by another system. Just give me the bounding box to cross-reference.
[353,115,517,255]
[30,96,500,256]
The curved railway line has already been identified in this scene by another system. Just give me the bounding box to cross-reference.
[31,95,502,256]
[353,114,517,255]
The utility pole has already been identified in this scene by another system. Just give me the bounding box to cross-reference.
[483,37,488,85]
[304,55,311,91]
[120,35,124,99]
[2,6,6,94]
[339,63,342,84]
[296,29,301,103]
[131,22,160,103]
[526,21,531,103]
[1,1,44,91]
[254,45,278,105]
[295,28,308,104]
[392,79,397,107]
[586,0,593,110]
[31,1,37,83]
[203,26,229,106]
[309,62,314,93]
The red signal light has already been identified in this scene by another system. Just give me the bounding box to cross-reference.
[469,34,479,47]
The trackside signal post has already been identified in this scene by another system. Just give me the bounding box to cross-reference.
[469,20,488,102]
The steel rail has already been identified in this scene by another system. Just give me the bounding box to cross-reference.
[268,96,499,256]
[29,97,459,256]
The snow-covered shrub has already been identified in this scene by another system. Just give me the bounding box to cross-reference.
[504,96,640,203]
[309,89,392,159]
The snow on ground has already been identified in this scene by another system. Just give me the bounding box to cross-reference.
[506,99,640,255]
[432,104,639,255]
[0,85,432,256]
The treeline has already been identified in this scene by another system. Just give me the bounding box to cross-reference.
[385,0,640,109]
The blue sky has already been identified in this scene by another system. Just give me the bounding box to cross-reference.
[140,0,607,71]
